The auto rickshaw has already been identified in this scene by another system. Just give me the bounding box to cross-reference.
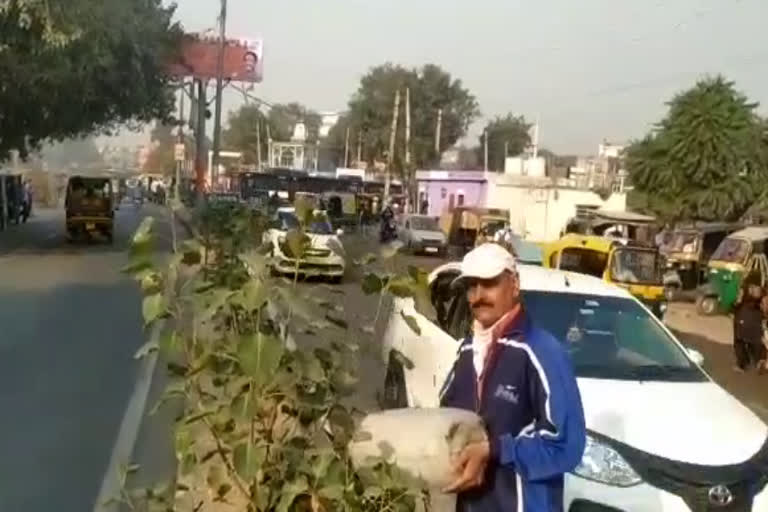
[543,234,667,318]
[65,175,114,243]
[439,207,510,258]
[662,222,742,302]
[695,226,768,316]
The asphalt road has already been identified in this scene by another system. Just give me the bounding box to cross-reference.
[0,202,175,512]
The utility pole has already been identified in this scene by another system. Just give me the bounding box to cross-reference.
[404,87,412,212]
[384,88,401,203]
[483,129,489,172]
[194,79,207,203]
[210,0,227,190]
[434,108,442,156]
[255,119,262,171]
[532,116,540,159]
[344,126,350,168]
[356,132,362,165]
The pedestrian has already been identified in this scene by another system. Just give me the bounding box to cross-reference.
[733,272,766,373]
[440,243,586,512]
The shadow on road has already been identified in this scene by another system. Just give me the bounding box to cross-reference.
[673,328,768,422]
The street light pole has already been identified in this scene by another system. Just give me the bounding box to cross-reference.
[211,0,227,190]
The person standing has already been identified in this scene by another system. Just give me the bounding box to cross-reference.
[733,272,767,372]
[440,243,586,512]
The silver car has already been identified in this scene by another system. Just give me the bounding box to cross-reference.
[398,214,446,255]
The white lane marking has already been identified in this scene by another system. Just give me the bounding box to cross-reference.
[92,321,163,512]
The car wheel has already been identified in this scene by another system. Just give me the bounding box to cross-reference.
[381,358,408,409]
[664,285,679,302]
[696,295,718,316]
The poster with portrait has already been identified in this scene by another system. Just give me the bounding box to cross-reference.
[167,34,264,83]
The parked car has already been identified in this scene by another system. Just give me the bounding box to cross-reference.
[379,263,768,511]
[264,207,346,282]
[398,214,446,255]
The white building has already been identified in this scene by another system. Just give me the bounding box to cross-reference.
[485,173,627,242]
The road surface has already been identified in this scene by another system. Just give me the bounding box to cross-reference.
[0,203,175,512]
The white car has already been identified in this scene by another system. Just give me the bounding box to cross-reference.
[379,263,768,511]
[265,207,346,282]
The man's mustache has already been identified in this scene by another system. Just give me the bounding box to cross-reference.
[471,301,493,310]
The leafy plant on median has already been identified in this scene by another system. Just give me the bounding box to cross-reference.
[120,201,428,512]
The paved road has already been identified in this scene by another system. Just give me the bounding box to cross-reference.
[0,203,175,512]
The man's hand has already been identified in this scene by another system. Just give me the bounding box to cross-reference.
[442,441,490,493]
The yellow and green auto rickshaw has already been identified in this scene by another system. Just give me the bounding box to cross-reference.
[543,234,667,318]
[695,226,768,316]
[661,222,743,302]
[439,207,510,258]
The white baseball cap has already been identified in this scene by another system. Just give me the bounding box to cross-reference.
[453,243,517,284]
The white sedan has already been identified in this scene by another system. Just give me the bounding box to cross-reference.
[264,207,346,282]
[379,263,768,511]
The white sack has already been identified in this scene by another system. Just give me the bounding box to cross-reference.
[348,407,487,490]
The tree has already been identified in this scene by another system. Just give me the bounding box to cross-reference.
[478,114,531,171]
[0,0,182,160]
[267,103,322,143]
[625,75,768,222]
[223,104,268,165]
[222,103,321,166]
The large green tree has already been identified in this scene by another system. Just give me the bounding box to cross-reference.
[0,0,182,160]
[478,114,532,171]
[337,63,479,170]
[626,76,768,222]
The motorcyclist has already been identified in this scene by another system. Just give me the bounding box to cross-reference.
[380,203,397,242]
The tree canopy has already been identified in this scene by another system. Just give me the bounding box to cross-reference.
[478,114,531,171]
[330,63,479,171]
[625,75,768,222]
[222,102,321,166]
[0,0,182,160]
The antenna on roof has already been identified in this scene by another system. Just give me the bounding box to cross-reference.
[564,274,571,287]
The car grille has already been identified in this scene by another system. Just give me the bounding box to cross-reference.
[304,248,331,257]
[589,430,768,511]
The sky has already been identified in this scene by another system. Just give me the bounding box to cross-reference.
[111,0,768,155]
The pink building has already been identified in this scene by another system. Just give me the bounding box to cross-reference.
[416,170,489,216]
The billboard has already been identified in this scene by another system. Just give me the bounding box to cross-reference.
[168,34,263,83]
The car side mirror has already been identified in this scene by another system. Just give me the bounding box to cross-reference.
[686,347,705,366]
[336,228,344,237]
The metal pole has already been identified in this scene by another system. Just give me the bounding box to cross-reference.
[194,79,207,203]
[356,132,362,165]
[483,129,489,172]
[405,87,412,212]
[211,0,227,190]
[256,119,262,171]
[344,126,350,168]
[384,88,401,204]
[434,108,442,156]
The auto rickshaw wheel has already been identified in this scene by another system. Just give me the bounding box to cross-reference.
[696,295,718,316]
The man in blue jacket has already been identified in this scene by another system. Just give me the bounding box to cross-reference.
[440,243,586,512]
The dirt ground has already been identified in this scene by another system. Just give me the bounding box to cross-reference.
[665,303,768,422]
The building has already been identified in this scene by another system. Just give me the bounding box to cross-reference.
[415,170,489,217]
[485,173,626,242]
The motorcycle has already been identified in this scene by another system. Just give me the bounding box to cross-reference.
[380,218,398,243]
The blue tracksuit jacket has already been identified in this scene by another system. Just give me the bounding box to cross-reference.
[440,311,586,512]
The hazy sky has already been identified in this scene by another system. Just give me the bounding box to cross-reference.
[125,0,768,155]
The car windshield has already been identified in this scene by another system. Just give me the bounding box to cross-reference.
[411,216,439,231]
[711,237,750,263]
[276,211,333,235]
[558,248,608,278]
[522,291,706,382]
[610,249,660,284]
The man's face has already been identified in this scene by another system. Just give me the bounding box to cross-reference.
[466,271,520,328]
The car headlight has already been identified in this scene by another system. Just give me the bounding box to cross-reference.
[572,435,642,487]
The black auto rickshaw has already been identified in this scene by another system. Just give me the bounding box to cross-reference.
[65,176,114,243]
[662,222,743,301]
